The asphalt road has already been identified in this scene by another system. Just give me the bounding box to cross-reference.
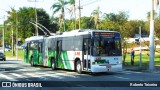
[0,58,160,90]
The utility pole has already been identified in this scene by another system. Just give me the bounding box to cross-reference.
[139,26,142,67]
[149,0,155,70]
[78,0,81,29]
[74,3,76,30]
[35,1,38,36]
[28,0,43,36]
[16,12,18,60]
[12,25,14,56]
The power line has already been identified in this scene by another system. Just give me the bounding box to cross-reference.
[81,0,102,7]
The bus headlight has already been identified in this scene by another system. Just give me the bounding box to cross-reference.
[116,61,121,64]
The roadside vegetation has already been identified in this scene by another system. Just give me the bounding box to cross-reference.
[125,51,160,67]
[4,49,24,60]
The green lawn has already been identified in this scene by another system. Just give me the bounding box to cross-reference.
[124,53,160,66]
[4,49,24,60]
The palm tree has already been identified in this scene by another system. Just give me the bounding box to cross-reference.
[51,0,69,31]
[68,0,76,30]
[91,6,102,30]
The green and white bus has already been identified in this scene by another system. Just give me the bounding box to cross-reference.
[24,29,122,73]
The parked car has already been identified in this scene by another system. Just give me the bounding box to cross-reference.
[5,47,10,51]
[0,52,6,61]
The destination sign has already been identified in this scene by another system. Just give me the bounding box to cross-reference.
[93,32,115,37]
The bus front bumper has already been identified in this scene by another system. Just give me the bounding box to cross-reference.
[90,64,123,72]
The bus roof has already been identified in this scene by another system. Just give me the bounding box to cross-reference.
[63,29,119,36]
[26,29,120,40]
[48,29,119,38]
[25,36,44,42]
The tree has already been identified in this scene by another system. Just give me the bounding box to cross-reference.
[124,20,147,38]
[5,7,17,56]
[80,16,94,29]
[5,7,52,43]
[91,6,102,29]
[68,0,76,29]
[51,0,69,31]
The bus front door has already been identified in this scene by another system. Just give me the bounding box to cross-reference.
[83,39,91,70]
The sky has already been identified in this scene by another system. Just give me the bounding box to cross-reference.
[0,0,156,24]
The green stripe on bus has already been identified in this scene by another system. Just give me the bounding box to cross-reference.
[62,51,71,69]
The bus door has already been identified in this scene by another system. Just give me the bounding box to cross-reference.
[56,40,62,68]
[83,39,91,70]
[38,42,43,65]
[42,39,48,66]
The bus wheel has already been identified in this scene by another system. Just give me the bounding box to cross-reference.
[51,58,56,70]
[76,61,82,74]
[30,57,34,67]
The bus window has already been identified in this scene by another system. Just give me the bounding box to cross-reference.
[29,42,38,50]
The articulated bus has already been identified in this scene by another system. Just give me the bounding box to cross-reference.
[24,29,122,73]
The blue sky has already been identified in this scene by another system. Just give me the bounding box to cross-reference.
[0,0,156,24]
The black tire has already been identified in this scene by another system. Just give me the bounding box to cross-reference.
[30,57,34,67]
[3,58,6,61]
[76,60,82,74]
[51,58,56,70]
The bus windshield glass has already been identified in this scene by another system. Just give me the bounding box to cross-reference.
[29,41,39,50]
[92,37,121,56]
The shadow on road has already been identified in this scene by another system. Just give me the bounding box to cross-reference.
[0,67,23,71]
[89,72,115,76]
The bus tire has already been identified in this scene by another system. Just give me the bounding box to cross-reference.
[51,58,56,70]
[76,60,82,74]
[30,57,34,67]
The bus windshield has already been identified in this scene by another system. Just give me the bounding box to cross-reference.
[92,37,122,56]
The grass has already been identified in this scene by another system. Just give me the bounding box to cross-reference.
[4,49,24,60]
[124,53,160,66]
